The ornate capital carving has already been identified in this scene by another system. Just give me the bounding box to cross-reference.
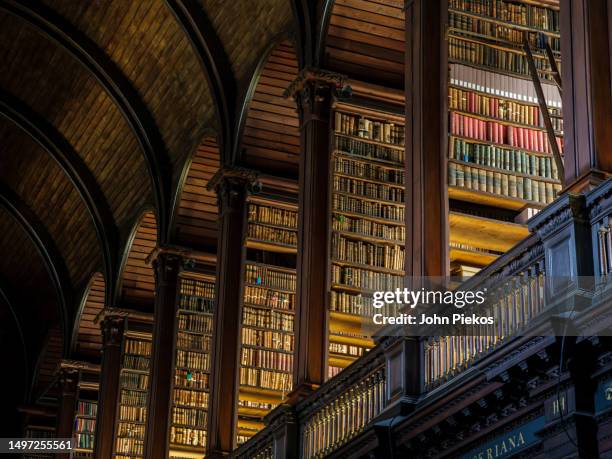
[100,314,125,348]
[57,366,79,394]
[529,193,588,240]
[206,165,260,216]
[152,251,182,286]
[284,67,347,121]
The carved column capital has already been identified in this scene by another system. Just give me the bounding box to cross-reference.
[100,314,125,348]
[57,366,79,394]
[284,67,347,122]
[206,165,260,216]
[152,251,183,286]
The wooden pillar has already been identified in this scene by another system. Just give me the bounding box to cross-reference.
[561,0,612,191]
[143,252,182,459]
[404,0,449,278]
[94,314,125,459]
[56,366,78,458]
[206,166,258,458]
[285,68,346,396]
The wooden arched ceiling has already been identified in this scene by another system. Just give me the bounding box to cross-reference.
[173,137,220,250]
[118,211,158,310]
[73,273,105,361]
[241,40,301,175]
[323,0,405,89]
[0,120,101,293]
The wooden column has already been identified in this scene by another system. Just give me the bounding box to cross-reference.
[206,166,258,458]
[94,314,125,459]
[143,251,182,459]
[56,366,78,458]
[561,0,612,191]
[285,68,346,396]
[404,0,449,278]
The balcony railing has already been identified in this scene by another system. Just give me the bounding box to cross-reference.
[235,178,612,459]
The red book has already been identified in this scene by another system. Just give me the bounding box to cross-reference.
[508,126,515,147]
[487,122,493,142]
[480,120,486,140]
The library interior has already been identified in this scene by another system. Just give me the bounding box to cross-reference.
[0,0,611,458]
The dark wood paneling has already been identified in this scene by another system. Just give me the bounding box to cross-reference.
[119,212,157,309]
[243,40,300,175]
[324,0,405,88]
[174,137,220,249]
[74,273,105,360]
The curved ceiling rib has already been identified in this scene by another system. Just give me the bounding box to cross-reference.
[0,90,117,307]
[164,0,237,164]
[0,282,29,401]
[0,0,171,242]
[0,183,72,354]
[290,0,314,67]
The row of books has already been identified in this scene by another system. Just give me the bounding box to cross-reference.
[172,407,207,427]
[449,12,560,52]
[450,138,559,179]
[116,438,143,455]
[180,278,214,300]
[239,367,292,392]
[328,366,343,378]
[449,0,560,32]
[451,87,540,127]
[332,214,405,241]
[169,426,206,447]
[335,136,404,164]
[330,291,397,317]
[75,432,94,449]
[176,349,210,372]
[449,36,558,81]
[334,156,404,184]
[241,347,294,372]
[75,418,96,433]
[450,112,562,154]
[335,112,404,146]
[238,399,276,411]
[450,63,562,107]
[76,401,97,417]
[331,265,403,291]
[451,241,503,256]
[248,203,298,229]
[124,339,151,356]
[245,264,296,291]
[119,372,149,391]
[241,328,294,352]
[244,285,294,310]
[333,176,405,203]
[331,234,404,271]
[178,313,213,334]
[333,195,404,222]
[174,388,209,407]
[117,422,145,437]
[120,389,147,406]
[329,342,366,357]
[123,355,150,372]
[243,306,294,332]
[119,405,147,422]
[178,294,214,314]
[175,369,209,390]
[176,332,210,351]
[248,223,297,247]
[449,161,561,203]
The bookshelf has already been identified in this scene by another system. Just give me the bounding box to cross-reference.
[168,274,215,459]
[238,197,298,444]
[329,104,405,377]
[72,374,99,458]
[113,329,152,459]
[447,0,563,274]
[23,426,55,459]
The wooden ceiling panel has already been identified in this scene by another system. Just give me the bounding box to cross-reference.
[43,0,217,178]
[0,122,100,291]
[33,326,63,398]
[174,138,220,249]
[242,41,300,175]
[198,0,293,89]
[120,211,158,309]
[324,0,405,88]
[74,273,104,361]
[0,12,152,230]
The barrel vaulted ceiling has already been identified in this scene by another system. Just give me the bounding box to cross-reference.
[0,0,406,405]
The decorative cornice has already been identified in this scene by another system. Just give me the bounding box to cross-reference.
[283,67,347,99]
[144,244,216,267]
[59,359,100,374]
[205,165,260,193]
[528,193,588,240]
